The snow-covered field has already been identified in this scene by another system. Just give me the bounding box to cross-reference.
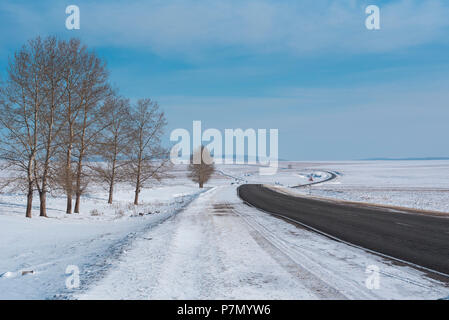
[77,185,449,300]
[284,160,449,214]
[1,161,448,299]
[0,167,203,299]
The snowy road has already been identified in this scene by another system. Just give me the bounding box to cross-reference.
[239,184,449,276]
[78,185,449,300]
[2,162,449,299]
[79,187,320,299]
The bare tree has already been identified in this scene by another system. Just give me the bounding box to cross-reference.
[125,99,170,205]
[58,39,84,214]
[188,146,215,188]
[33,37,66,217]
[56,39,110,214]
[72,52,110,213]
[89,95,131,204]
[51,153,76,198]
[0,37,47,218]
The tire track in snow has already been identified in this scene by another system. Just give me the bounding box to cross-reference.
[79,186,323,299]
[233,192,448,299]
[229,202,349,299]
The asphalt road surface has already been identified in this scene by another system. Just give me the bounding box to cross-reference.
[238,184,449,276]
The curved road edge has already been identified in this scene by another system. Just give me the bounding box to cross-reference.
[237,184,449,278]
[291,170,338,188]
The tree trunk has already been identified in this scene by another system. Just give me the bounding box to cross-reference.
[26,156,35,218]
[134,186,139,205]
[108,158,116,204]
[40,107,54,218]
[26,183,33,218]
[134,157,142,205]
[39,164,49,217]
[39,179,48,217]
[74,115,86,213]
[134,175,140,205]
[199,181,203,188]
[66,195,72,214]
[39,190,47,217]
[66,145,72,214]
[108,180,114,204]
[74,192,81,213]
[74,159,82,213]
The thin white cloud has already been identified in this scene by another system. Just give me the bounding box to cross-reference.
[157,74,449,159]
[1,0,449,60]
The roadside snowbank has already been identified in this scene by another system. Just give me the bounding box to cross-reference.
[0,181,202,299]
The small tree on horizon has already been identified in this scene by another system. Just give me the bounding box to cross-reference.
[188,146,215,188]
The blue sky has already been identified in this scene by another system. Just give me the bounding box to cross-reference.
[1,0,449,160]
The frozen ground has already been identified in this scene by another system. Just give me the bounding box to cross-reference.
[1,161,448,299]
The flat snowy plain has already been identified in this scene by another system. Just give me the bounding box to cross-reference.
[284,160,449,214]
[1,161,448,299]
